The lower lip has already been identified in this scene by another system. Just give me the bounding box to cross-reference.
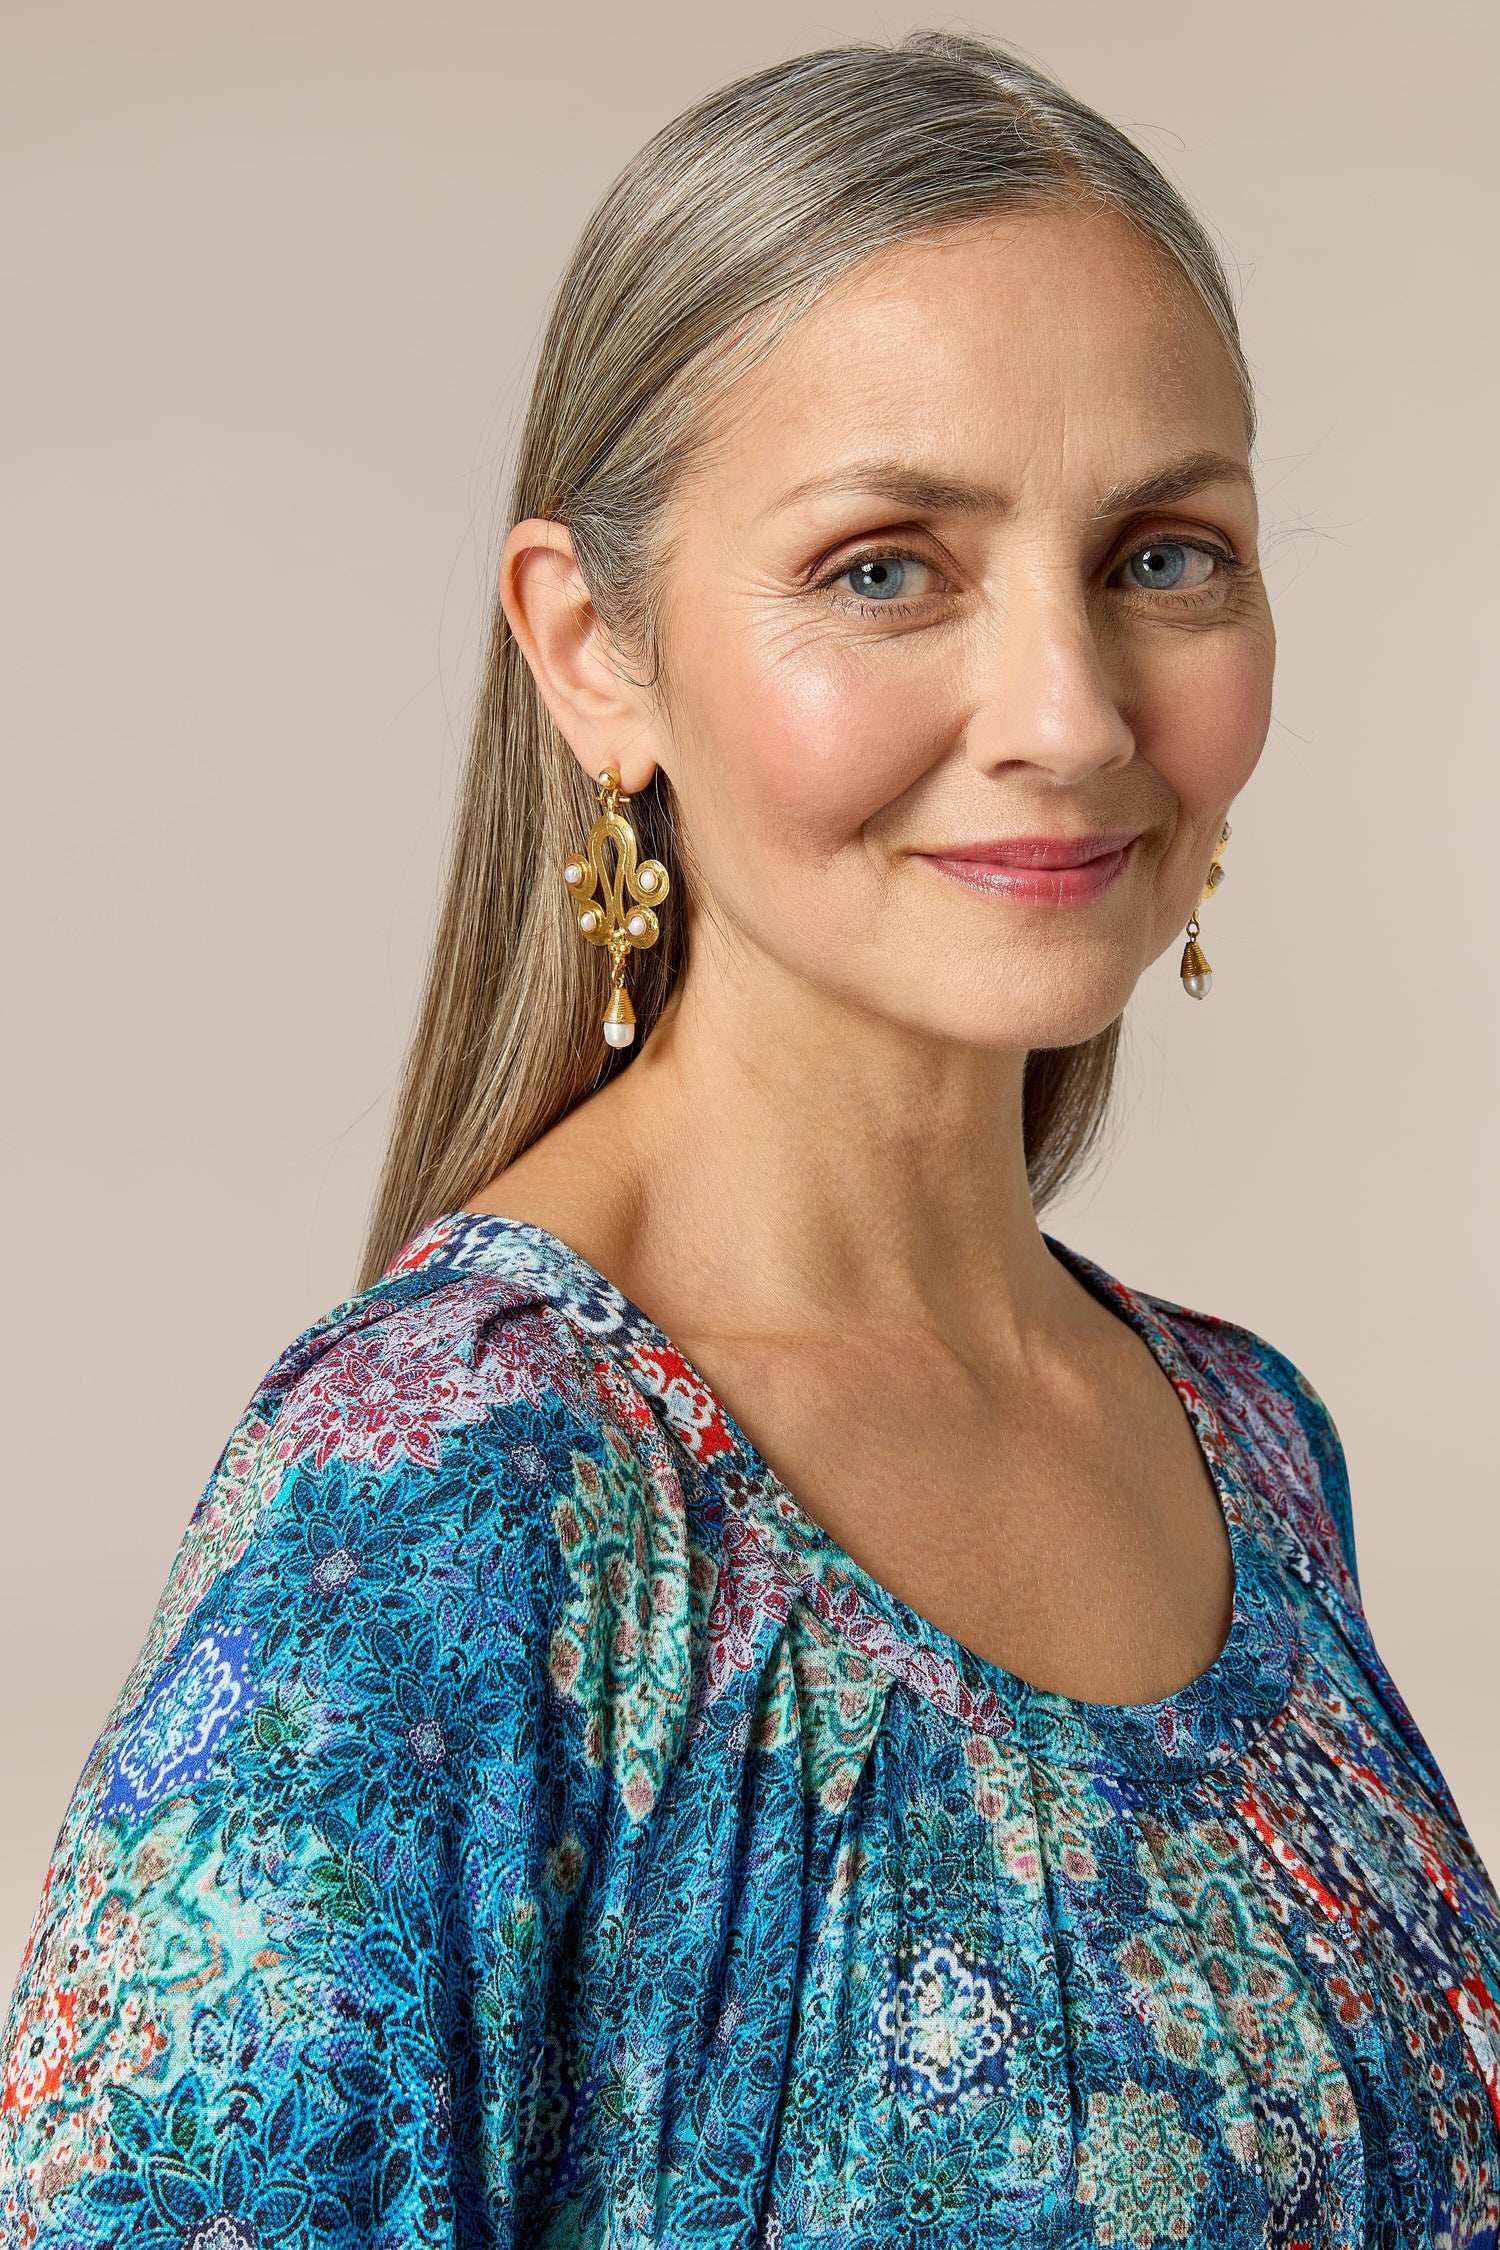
[918,843,1134,905]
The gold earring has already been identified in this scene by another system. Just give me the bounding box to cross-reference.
[563,766,671,1049]
[1180,819,1230,1000]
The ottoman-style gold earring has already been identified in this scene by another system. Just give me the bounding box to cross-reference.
[1180,819,1230,999]
[563,766,671,1048]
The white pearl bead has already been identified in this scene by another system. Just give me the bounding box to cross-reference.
[564,862,583,885]
[603,1020,634,1047]
[1183,971,1213,999]
[626,913,647,937]
[637,868,656,890]
[579,909,599,932]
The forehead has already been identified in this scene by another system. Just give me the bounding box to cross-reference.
[696,204,1250,506]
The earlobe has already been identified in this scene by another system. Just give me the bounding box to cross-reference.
[499,518,657,792]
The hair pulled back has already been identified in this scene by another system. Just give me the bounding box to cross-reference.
[359,29,1252,1288]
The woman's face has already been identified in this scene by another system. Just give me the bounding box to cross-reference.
[641,202,1274,1051]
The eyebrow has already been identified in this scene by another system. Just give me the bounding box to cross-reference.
[1091,450,1255,519]
[768,448,1254,521]
[769,462,1005,516]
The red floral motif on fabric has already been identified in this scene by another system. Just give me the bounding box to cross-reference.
[627,1343,736,1463]
[2,1988,76,2119]
[1232,1779,1346,1926]
[381,1220,456,1279]
[590,1354,659,1437]
[273,1288,523,1473]
[700,1514,795,1705]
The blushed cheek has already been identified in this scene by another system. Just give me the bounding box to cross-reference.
[690,638,956,851]
[1146,633,1275,815]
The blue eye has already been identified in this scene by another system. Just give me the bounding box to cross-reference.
[844,557,911,601]
[1124,542,1217,593]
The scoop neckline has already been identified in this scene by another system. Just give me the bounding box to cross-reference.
[394,1210,1302,1780]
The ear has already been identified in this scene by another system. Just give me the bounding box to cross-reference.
[499,519,662,793]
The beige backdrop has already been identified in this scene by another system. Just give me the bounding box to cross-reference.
[3,0,1496,1993]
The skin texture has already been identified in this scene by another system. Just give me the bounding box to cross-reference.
[472,203,1277,1706]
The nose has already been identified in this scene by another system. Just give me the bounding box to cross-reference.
[962,569,1134,784]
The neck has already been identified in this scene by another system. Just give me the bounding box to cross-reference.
[488,931,1077,1356]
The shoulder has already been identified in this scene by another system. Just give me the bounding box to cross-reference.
[0,1262,658,2240]
[118,1263,611,1698]
[1134,1280,1361,1601]
[80,1255,675,1877]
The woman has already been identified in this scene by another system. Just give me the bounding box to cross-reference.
[4,28,1497,2249]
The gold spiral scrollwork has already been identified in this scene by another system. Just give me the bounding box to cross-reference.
[562,768,671,1045]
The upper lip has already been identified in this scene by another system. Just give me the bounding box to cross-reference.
[916,830,1143,868]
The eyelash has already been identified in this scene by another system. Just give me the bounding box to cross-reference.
[813,536,1242,618]
[1115,538,1243,604]
[813,545,939,618]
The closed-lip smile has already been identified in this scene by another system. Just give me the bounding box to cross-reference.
[914,829,1143,905]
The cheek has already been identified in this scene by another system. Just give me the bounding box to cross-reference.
[1142,630,1274,814]
[676,620,954,853]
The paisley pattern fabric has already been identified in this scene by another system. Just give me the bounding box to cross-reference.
[3,1211,1498,2249]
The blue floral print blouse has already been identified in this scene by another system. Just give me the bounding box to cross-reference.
[4,1212,1499,2250]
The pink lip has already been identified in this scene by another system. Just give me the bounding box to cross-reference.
[915,831,1141,906]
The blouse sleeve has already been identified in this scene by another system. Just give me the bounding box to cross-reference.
[1168,1299,1362,1599]
[1281,1349,1360,1593]
[1240,1328,1361,1594]
[0,1274,600,2249]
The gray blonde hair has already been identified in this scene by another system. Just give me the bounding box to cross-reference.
[359,28,1253,1288]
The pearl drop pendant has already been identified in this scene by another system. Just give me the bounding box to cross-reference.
[602,981,636,1048]
[1180,931,1213,998]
